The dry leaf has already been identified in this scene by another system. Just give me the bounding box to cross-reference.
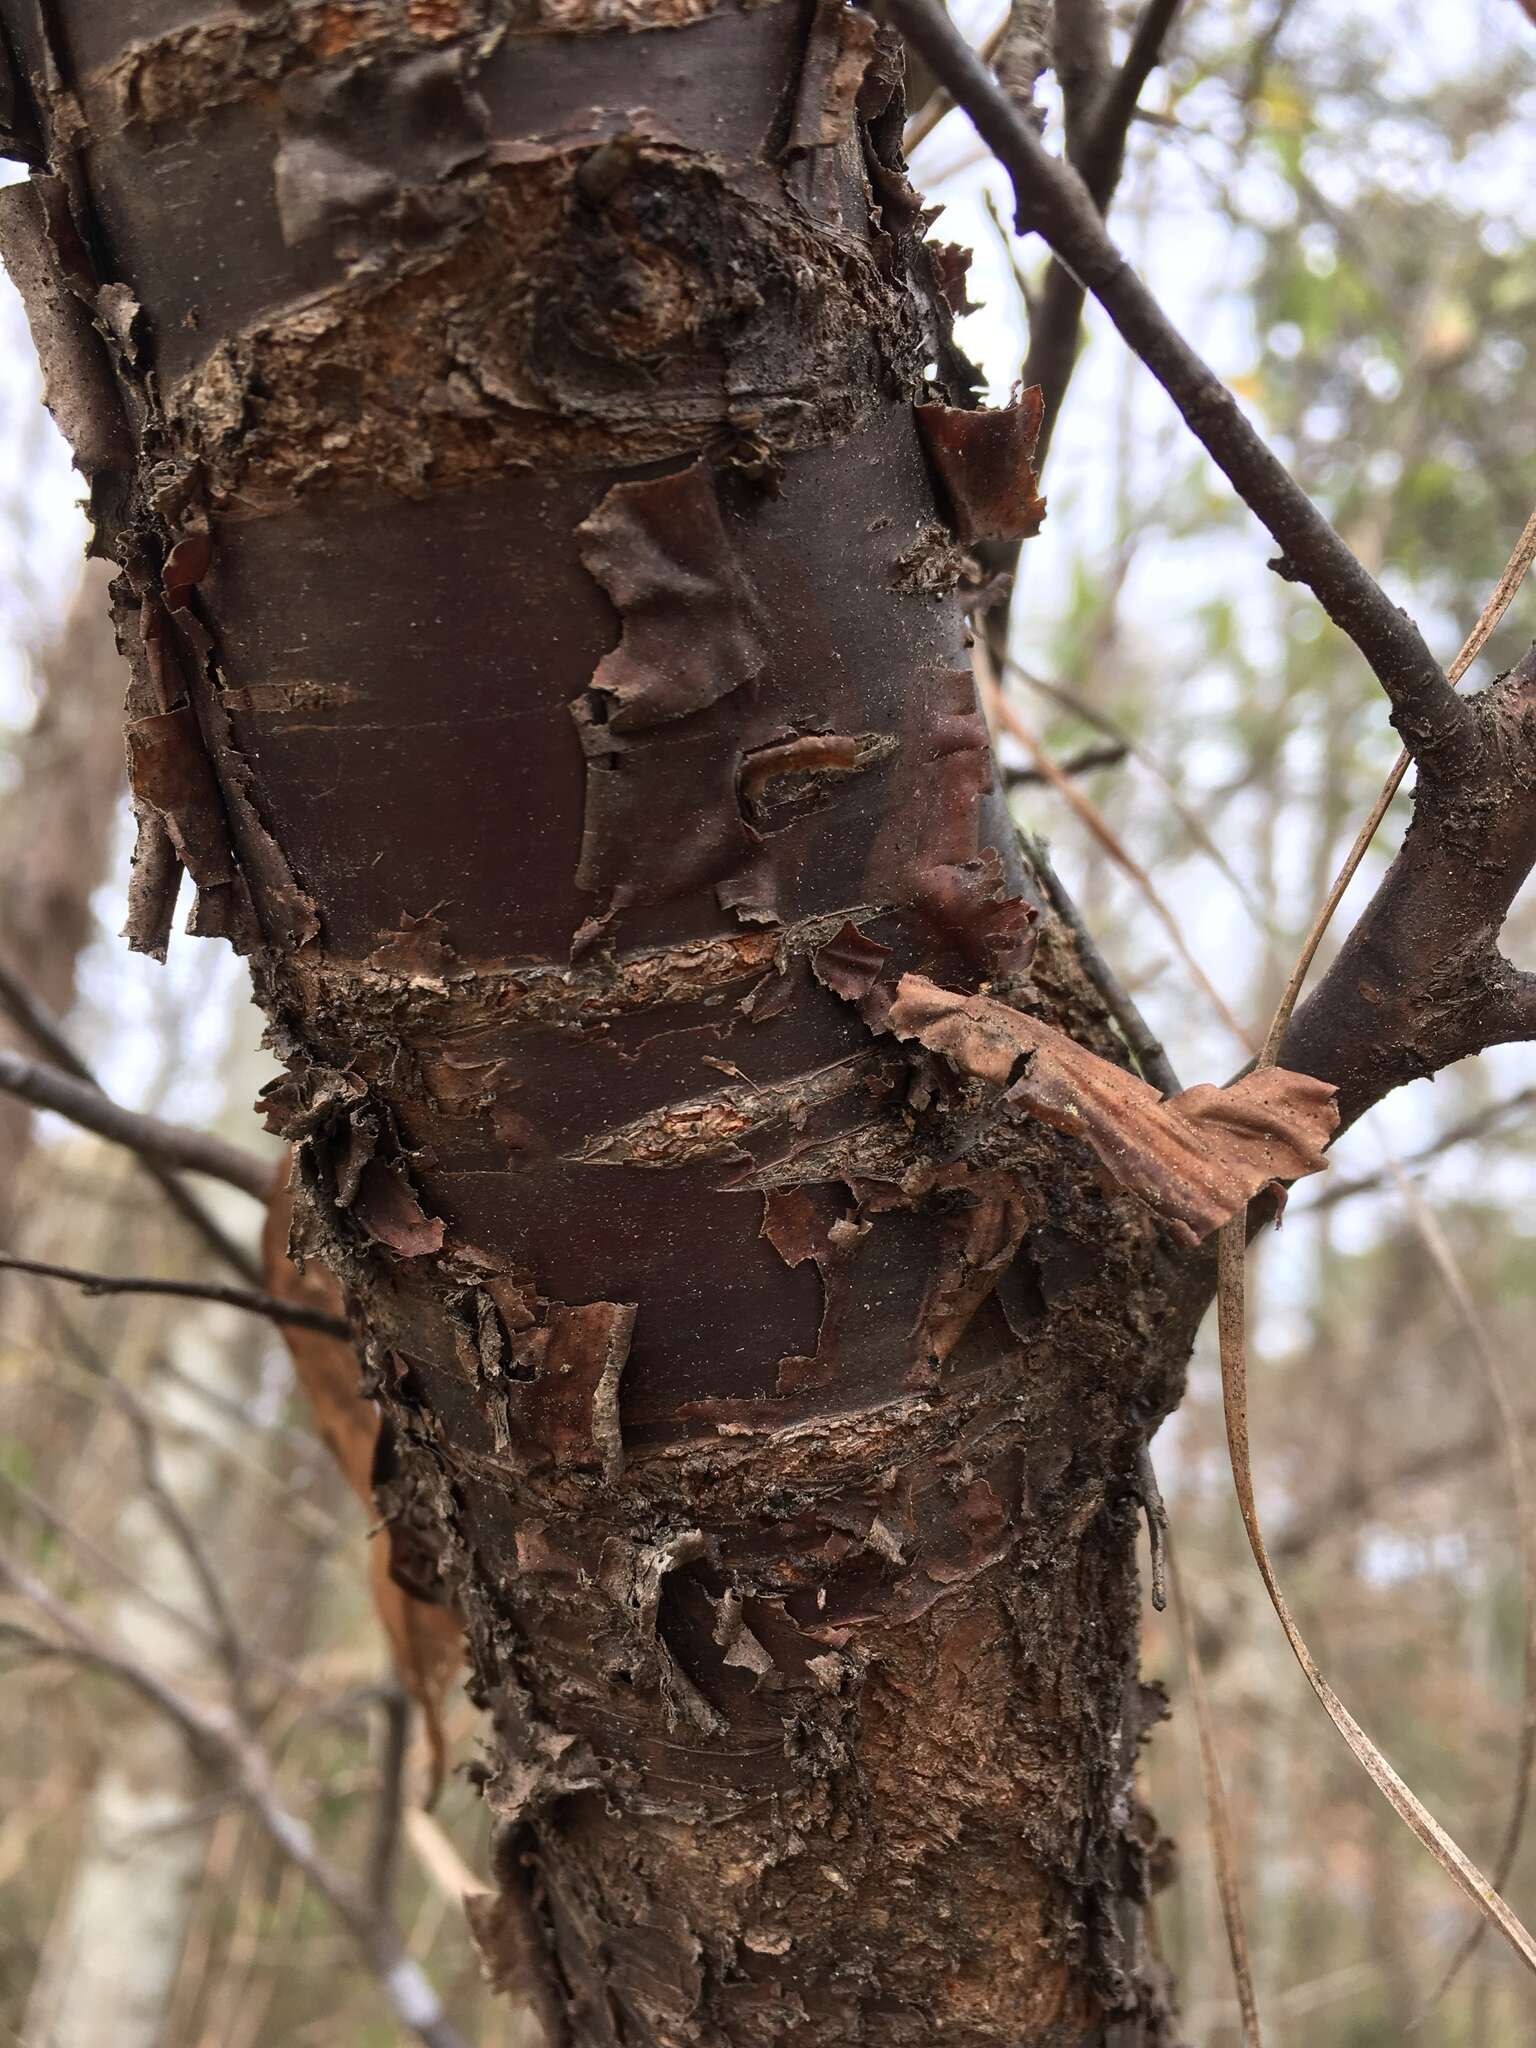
[883,975,1338,1243]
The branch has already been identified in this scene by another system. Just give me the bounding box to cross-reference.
[1279,645,1536,1131]
[1275,1406,1536,1565]
[120,1385,255,1714]
[887,0,1473,764]
[0,1539,469,2048]
[1002,737,1128,783]
[1090,0,1186,197]
[1023,0,1185,471]
[1053,0,1113,166]
[0,1251,350,1339]
[903,12,1010,155]
[1258,503,1536,1073]
[0,1464,224,1653]
[1166,1538,1262,2040]
[1303,1087,1536,1215]
[368,1683,412,1919]
[1019,828,1182,1097]
[0,956,268,1285]
[982,659,1253,1051]
[1007,658,1276,929]
[0,1049,273,1200]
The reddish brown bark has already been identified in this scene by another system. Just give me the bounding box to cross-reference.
[8,6,1531,2044]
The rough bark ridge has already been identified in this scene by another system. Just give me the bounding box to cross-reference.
[0,4,1209,2040]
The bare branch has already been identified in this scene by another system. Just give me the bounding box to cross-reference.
[0,1539,469,2048]
[1394,1171,1536,2012]
[119,1388,255,1714]
[1019,829,1183,1097]
[1167,1539,1263,2044]
[1007,658,1277,930]
[1090,0,1186,198]
[0,1251,350,1340]
[368,1683,412,1919]
[1024,0,1185,471]
[1279,646,1536,1130]
[903,12,1010,155]
[0,955,268,1284]
[1214,1216,1536,1978]
[0,1048,273,1200]
[1260,502,1536,1072]
[0,1464,220,1651]
[1134,1441,1168,1610]
[981,659,1253,1050]
[887,0,1471,763]
[1275,1408,1536,1566]
[1003,737,1128,783]
[1302,1088,1536,1215]
[1053,0,1113,164]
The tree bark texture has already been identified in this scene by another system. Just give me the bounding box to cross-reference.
[0,6,1202,2041]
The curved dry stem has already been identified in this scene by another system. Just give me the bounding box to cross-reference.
[1167,1537,1262,2047]
[1215,1221,1536,1978]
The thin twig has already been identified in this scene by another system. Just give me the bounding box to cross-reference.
[1091,0,1187,197]
[1,1252,349,1339]
[988,0,1185,682]
[1302,1088,1536,1215]
[1276,1405,1536,1568]
[1004,738,1129,783]
[0,956,268,1285]
[1264,503,1536,1067]
[0,1539,469,2048]
[886,0,1471,762]
[1019,830,1182,1096]
[1167,1537,1262,2045]
[1393,1172,1536,2017]
[0,1465,223,1652]
[903,11,1009,154]
[406,1807,491,1902]
[120,1390,255,1716]
[0,1049,272,1200]
[1134,1442,1168,1611]
[1006,659,1276,931]
[1214,1220,1536,1975]
[1201,509,1536,1978]
[368,1683,412,1921]
[982,661,1254,1051]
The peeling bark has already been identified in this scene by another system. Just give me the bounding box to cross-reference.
[0,5,1203,2040]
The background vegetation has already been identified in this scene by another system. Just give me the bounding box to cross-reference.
[2,1,1534,2040]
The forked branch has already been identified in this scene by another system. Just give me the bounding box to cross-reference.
[886,0,1472,765]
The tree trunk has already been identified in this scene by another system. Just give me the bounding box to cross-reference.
[0,7,1198,2040]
